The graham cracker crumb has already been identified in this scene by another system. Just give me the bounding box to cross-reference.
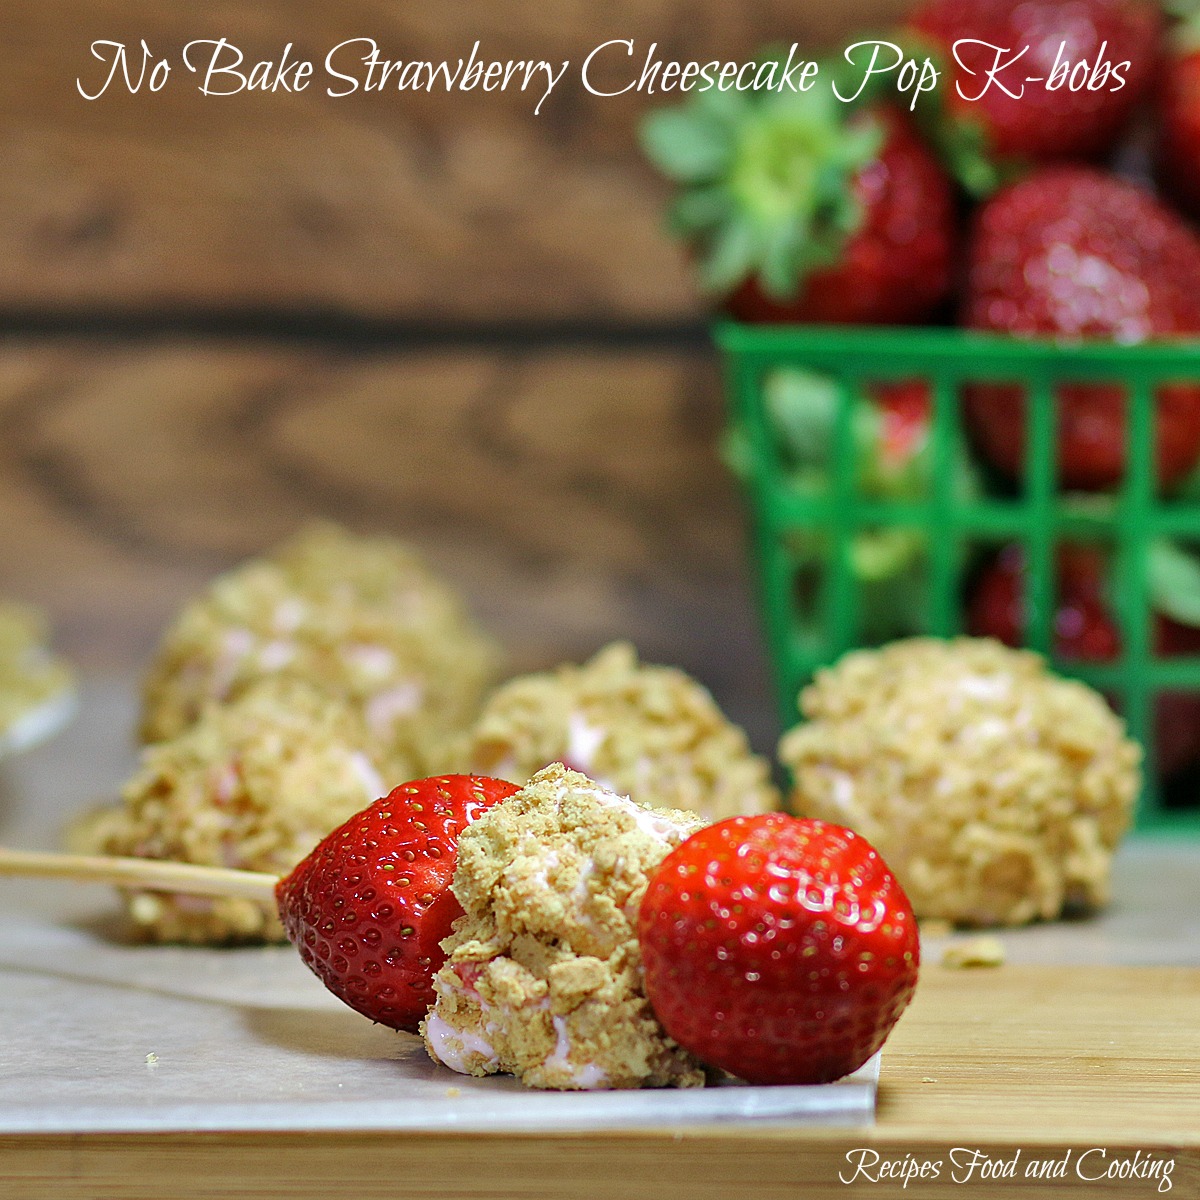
[421,764,707,1090]
[140,521,501,781]
[941,936,1007,969]
[456,642,778,822]
[780,638,1140,927]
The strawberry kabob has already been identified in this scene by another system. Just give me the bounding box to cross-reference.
[0,772,918,1087]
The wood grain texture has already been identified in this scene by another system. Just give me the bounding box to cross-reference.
[0,337,777,741]
[1,968,1196,1200]
[1,0,909,321]
[879,966,1200,1144]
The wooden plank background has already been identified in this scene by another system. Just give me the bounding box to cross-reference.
[1,0,908,321]
[0,338,779,739]
[0,1,908,744]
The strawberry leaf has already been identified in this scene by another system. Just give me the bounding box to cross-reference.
[851,528,926,582]
[1175,13,1200,53]
[1164,0,1200,20]
[640,108,732,183]
[760,218,814,296]
[1149,539,1200,628]
[764,369,842,466]
[700,218,760,294]
[902,32,1019,197]
[639,73,884,300]
[755,369,982,640]
[667,186,734,237]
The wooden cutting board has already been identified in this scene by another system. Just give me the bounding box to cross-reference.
[2,965,1196,1200]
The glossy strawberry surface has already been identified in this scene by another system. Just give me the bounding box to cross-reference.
[276,774,519,1033]
[638,814,919,1086]
[962,168,1200,490]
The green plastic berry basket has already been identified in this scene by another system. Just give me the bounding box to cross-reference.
[717,321,1200,833]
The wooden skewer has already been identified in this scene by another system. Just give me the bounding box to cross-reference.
[0,846,280,905]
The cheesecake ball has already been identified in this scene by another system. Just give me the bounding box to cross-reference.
[458,642,778,822]
[778,638,1141,927]
[140,522,501,782]
[421,764,707,1090]
[76,679,386,943]
[0,601,75,754]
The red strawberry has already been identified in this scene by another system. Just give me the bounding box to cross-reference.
[723,112,957,325]
[641,81,956,325]
[638,814,919,1086]
[909,0,1161,187]
[276,775,519,1033]
[967,543,1123,662]
[961,168,1200,490]
[1158,19,1200,219]
[876,380,933,468]
[967,544,1200,778]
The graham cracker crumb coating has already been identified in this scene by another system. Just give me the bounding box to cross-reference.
[421,763,708,1090]
[139,521,501,782]
[778,638,1141,927]
[72,679,385,943]
[458,642,778,822]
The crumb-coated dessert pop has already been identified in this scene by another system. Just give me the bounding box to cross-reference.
[74,679,389,943]
[457,642,778,822]
[421,763,708,1090]
[778,638,1141,927]
[140,522,501,782]
[10,764,918,1090]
